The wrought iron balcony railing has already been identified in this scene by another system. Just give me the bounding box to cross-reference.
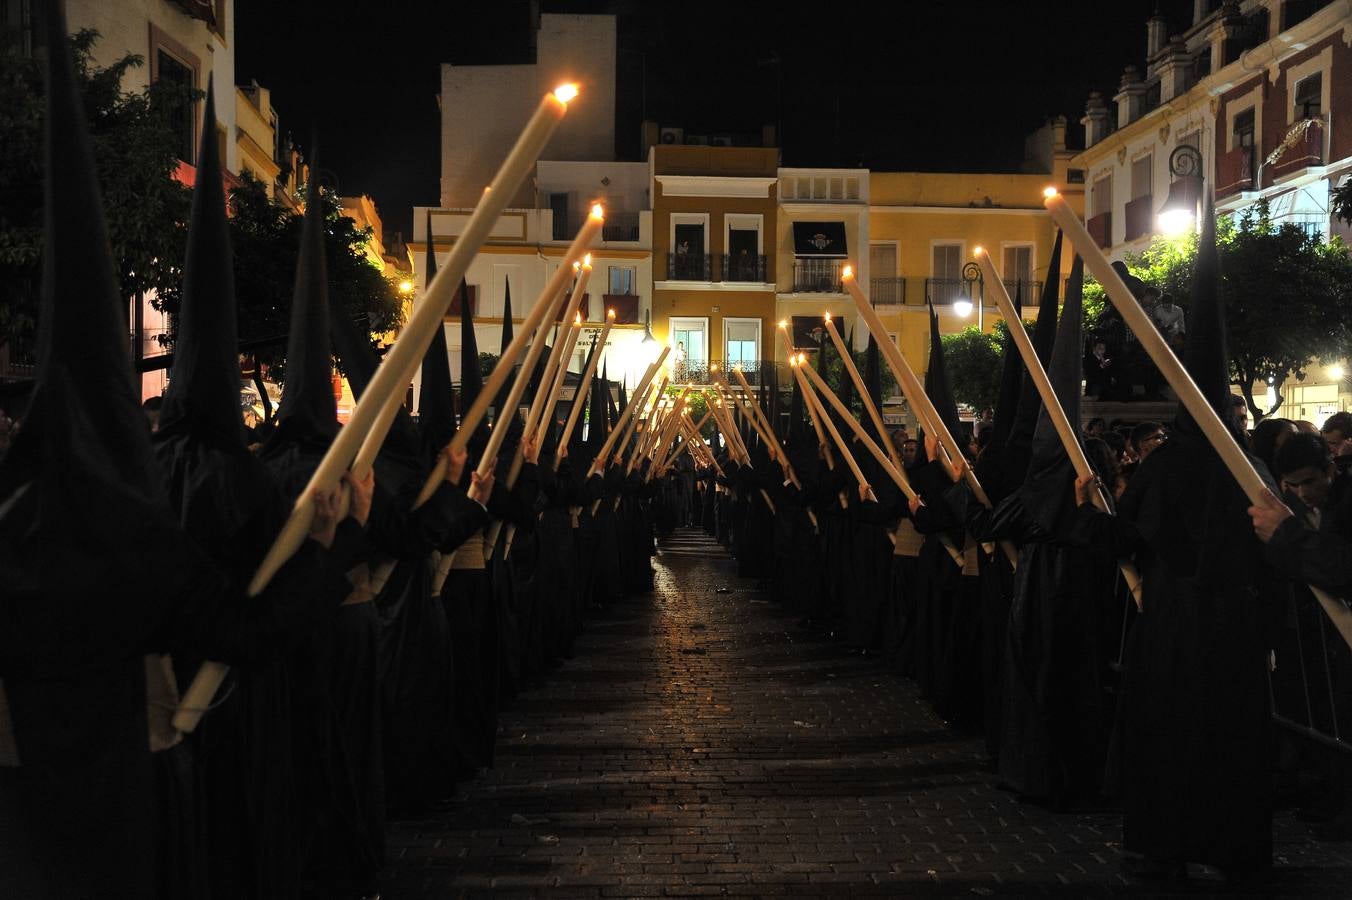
[722,253,768,283]
[667,252,712,281]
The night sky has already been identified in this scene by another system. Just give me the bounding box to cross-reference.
[235,1,1194,239]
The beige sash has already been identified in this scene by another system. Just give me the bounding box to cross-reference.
[145,654,183,753]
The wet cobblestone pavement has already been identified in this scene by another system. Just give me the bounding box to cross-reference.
[382,529,1352,897]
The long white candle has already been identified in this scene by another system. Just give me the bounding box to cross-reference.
[975,245,1142,604]
[822,315,901,470]
[176,86,584,736]
[554,312,614,470]
[1044,188,1350,640]
[589,347,670,475]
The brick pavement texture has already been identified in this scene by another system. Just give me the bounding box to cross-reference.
[383,529,1352,898]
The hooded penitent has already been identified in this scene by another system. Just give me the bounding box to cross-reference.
[976,282,1027,504]
[418,214,456,467]
[0,6,215,896]
[1077,198,1277,869]
[492,278,514,425]
[1002,230,1062,483]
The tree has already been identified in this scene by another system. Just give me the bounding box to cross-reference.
[1334,178,1352,229]
[0,30,195,363]
[1100,203,1352,420]
[150,173,405,416]
[941,324,1006,411]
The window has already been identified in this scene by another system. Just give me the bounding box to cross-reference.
[1295,73,1322,120]
[1131,154,1152,200]
[670,317,708,379]
[869,244,897,279]
[932,243,961,281]
[1091,173,1113,218]
[931,242,963,306]
[1003,245,1032,289]
[725,319,760,368]
[156,48,196,163]
[608,266,636,296]
[1234,108,1255,149]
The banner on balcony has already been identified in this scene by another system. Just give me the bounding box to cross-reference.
[790,315,828,350]
[792,222,847,258]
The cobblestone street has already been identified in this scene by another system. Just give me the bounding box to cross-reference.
[382,530,1352,898]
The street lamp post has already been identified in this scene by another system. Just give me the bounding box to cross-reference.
[960,261,984,331]
[1159,144,1203,236]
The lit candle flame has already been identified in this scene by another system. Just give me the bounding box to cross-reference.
[607,308,616,319]
[778,319,787,329]
[553,83,580,104]
[1043,186,1059,199]
[973,246,984,257]
[824,311,831,322]
[842,265,854,279]
[583,253,592,266]
[590,203,605,219]
[574,312,582,325]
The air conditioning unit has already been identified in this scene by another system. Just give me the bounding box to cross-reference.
[659,127,684,145]
[710,135,733,147]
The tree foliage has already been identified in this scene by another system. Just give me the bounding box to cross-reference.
[161,173,405,382]
[1089,204,1352,419]
[0,30,194,362]
[941,323,1009,411]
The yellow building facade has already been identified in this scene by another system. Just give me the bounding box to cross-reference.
[867,169,1084,379]
[650,146,779,382]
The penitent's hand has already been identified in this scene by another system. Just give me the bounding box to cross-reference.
[442,446,468,485]
[343,469,374,527]
[468,469,494,507]
[1248,488,1294,544]
[309,485,342,548]
[1074,473,1098,508]
[523,436,540,464]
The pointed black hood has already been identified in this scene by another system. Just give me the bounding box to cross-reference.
[1003,229,1062,467]
[863,333,882,441]
[492,277,514,422]
[924,305,963,444]
[1177,199,1240,441]
[458,278,483,416]
[157,76,242,450]
[1022,254,1086,530]
[989,281,1024,452]
[603,361,619,429]
[418,214,456,463]
[153,77,276,544]
[975,281,1028,502]
[0,2,184,671]
[271,159,336,446]
[586,358,608,462]
[838,328,855,418]
[567,335,598,462]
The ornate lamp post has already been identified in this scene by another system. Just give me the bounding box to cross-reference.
[1159,144,1203,236]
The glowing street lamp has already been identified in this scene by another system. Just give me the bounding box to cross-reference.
[1159,144,1203,236]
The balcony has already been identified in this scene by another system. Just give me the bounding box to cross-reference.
[667,252,712,281]
[871,276,905,307]
[1001,280,1043,304]
[792,259,845,293]
[1124,194,1154,242]
[554,211,643,242]
[1087,211,1113,249]
[1270,119,1324,182]
[1216,146,1255,199]
[604,293,640,324]
[926,278,970,308]
[721,253,768,283]
[602,211,641,242]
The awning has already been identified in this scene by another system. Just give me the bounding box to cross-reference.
[792,222,847,258]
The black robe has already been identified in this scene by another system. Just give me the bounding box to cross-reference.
[1073,435,1277,869]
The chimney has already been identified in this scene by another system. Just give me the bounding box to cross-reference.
[1162,36,1195,101]
[1147,9,1168,58]
[1114,66,1147,128]
[1082,92,1111,146]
